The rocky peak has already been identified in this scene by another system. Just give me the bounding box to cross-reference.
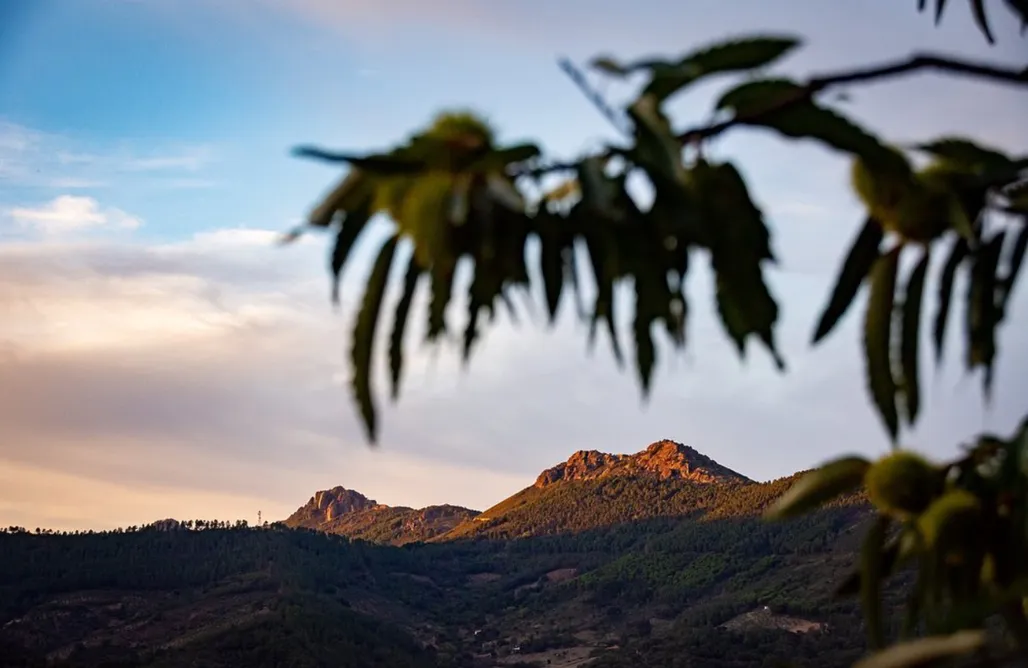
[292,486,382,524]
[534,439,750,488]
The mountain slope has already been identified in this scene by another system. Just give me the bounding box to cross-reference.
[440,441,858,541]
[283,486,479,545]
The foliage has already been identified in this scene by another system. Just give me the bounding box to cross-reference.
[286,27,1028,449]
[768,418,1028,666]
[280,3,1028,666]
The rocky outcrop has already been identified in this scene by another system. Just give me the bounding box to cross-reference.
[534,439,751,488]
[282,487,479,545]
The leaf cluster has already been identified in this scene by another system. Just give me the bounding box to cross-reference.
[768,418,1028,666]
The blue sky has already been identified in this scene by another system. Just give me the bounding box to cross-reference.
[1,0,1026,530]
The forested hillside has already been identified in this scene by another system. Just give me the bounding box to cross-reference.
[1,480,889,667]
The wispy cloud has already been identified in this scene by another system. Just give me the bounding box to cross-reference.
[0,119,217,190]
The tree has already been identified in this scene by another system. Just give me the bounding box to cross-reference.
[281,2,1028,666]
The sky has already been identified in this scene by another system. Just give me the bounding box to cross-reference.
[1,0,1027,531]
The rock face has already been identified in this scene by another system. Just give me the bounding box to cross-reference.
[283,487,479,545]
[534,439,751,487]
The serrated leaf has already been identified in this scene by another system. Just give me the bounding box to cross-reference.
[716,80,901,171]
[584,232,624,367]
[852,631,985,668]
[577,157,619,215]
[330,201,373,304]
[1000,222,1028,312]
[697,161,782,367]
[491,143,541,167]
[389,254,422,401]
[765,455,871,520]
[350,235,399,444]
[293,146,426,174]
[309,170,374,228]
[901,250,930,426]
[642,36,800,102]
[627,94,689,188]
[970,0,995,43]
[914,137,1012,171]
[426,262,456,343]
[966,232,1005,399]
[539,224,565,324]
[632,280,657,397]
[861,515,890,650]
[813,217,884,344]
[932,237,968,366]
[865,246,901,442]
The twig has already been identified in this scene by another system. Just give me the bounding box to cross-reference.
[557,57,634,138]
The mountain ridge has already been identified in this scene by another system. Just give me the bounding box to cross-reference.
[281,440,833,544]
[282,486,480,545]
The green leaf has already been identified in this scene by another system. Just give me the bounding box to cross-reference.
[583,223,625,367]
[765,455,871,520]
[309,170,375,228]
[865,246,901,443]
[293,146,426,175]
[539,222,566,325]
[632,277,658,397]
[901,250,930,426]
[812,217,884,344]
[852,631,986,668]
[716,80,901,170]
[1000,222,1028,312]
[389,254,422,401]
[914,137,1012,171]
[970,0,995,43]
[350,235,400,444]
[426,262,456,343]
[932,237,968,366]
[627,94,689,188]
[966,232,1005,399]
[577,157,619,216]
[861,515,890,650]
[330,201,374,305]
[697,161,782,368]
[642,36,800,102]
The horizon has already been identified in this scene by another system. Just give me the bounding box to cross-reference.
[2,0,1027,532]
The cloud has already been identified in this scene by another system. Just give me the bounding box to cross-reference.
[7,195,142,235]
[3,222,1028,534]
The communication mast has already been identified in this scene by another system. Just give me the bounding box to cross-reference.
[258,510,262,527]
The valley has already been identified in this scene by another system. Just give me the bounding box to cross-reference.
[1,441,889,668]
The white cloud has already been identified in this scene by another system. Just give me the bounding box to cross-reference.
[7,195,142,234]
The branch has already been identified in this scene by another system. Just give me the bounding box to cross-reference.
[557,57,633,138]
[676,53,1028,144]
[515,52,1027,177]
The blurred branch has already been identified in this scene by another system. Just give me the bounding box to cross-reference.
[517,53,1028,177]
[557,57,634,138]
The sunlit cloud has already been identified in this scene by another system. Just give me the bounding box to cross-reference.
[7,195,142,235]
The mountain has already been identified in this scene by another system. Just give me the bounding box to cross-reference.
[534,439,752,487]
[0,439,885,668]
[283,486,479,545]
[441,440,833,541]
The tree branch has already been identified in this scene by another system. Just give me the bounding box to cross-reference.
[676,53,1028,144]
[557,57,633,138]
[516,52,1027,177]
